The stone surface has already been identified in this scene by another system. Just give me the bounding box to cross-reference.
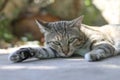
[0,54,120,80]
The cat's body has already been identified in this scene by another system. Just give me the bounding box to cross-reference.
[74,24,120,57]
[9,16,120,62]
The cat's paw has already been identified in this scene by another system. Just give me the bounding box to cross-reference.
[8,48,33,63]
[84,53,100,62]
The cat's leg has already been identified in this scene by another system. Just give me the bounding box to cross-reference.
[8,47,59,63]
[84,42,115,61]
[113,42,120,55]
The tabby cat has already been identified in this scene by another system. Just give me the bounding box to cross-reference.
[9,16,120,63]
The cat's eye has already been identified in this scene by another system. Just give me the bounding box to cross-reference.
[68,37,81,43]
[69,38,76,43]
[53,41,61,45]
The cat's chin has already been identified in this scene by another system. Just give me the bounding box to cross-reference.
[60,55,71,58]
[59,53,73,57]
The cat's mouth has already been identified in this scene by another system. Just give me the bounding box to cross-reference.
[59,52,74,57]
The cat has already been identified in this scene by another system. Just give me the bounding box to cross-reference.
[8,15,120,63]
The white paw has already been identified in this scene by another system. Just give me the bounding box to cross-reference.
[84,53,100,62]
[84,53,93,62]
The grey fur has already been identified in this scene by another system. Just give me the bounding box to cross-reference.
[9,16,120,62]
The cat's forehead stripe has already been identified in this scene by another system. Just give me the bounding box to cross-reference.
[50,21,68,35]
[48,21,71,40]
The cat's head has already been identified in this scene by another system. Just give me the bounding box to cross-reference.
[36,16,86,57]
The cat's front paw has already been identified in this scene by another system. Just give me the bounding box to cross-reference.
[84,53,100,62]
[8,48,33,63]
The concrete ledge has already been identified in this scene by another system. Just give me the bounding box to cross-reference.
[0,54,120,80]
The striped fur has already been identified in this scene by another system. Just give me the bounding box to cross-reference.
[9,16,120,62]
[9,46,60,63]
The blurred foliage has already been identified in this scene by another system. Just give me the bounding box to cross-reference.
[0,0,107,44]
[0,14,13,42]
[0,0,25,42]
[46,0,107,26]
[82,0,107,25]
[0,0,53,43]
[21,33,34,42]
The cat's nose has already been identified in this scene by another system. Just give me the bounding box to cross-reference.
[64,51,68,55]
[63,49,69,55]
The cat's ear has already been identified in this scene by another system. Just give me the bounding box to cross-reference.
[35,19,50,33]
[70,15,84,28]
